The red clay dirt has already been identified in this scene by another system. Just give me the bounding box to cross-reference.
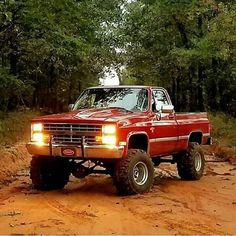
[0,143,31,185]
[0,155,235,234]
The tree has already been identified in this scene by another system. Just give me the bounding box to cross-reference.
[118,0,236,116]
[0,0,123,112]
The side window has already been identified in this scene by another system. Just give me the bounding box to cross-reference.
[152,90,169,111]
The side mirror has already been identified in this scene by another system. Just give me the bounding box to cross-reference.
[161,104,174,113]
[68,104,74,111]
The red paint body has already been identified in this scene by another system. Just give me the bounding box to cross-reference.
[31,86,211,158]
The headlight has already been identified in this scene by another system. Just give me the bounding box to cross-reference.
[102,125,116,134]
[32,133,44,143]
[32,123,43,132]
[102,135,116,145]
[31,123,46,146]
[102,124,116,145]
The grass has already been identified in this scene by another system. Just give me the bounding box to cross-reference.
[209,112,236,147]
[206,113,236,162]
[0,110,39,146]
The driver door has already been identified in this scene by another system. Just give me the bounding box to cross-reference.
[149,89,178,156]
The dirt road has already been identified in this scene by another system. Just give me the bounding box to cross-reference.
[0,161,236,235]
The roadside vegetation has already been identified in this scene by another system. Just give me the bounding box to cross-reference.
[0,110,38,184]
[0,110,38,146]
[203,113,236,164]
[210,113,236,147]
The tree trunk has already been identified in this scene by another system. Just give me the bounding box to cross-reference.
[189,66,196,111]
[9,41,18,76]
[176,76,180,111]
[171,77,176,109]
[197,65,205,111]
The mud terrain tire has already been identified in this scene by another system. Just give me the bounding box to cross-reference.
[177,142,205,180]
[30,156,70,190]
[113,149,154,195]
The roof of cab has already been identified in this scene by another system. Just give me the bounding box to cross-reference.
[88,85,163,89]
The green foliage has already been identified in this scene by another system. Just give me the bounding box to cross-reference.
[117,0,236,116]
[0,68,32,111]
[0,110,39,146]
[209,112,236,147]
[0,0,122,112]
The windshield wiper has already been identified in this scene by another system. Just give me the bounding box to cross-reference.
[106,107,134,113]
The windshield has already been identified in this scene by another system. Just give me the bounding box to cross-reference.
[73,88,149,112]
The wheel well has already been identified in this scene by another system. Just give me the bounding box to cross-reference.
[189,132,202,144]
[128,134,148,152]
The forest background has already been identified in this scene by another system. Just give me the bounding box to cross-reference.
[0,0,236,147]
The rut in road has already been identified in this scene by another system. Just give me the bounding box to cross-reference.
[0,162,235,235]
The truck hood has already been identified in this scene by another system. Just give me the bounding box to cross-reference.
[32,108,150,126]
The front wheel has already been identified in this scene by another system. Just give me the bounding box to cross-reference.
[30,156,71,190]
[113,149,154,195]
[177,142,205,180]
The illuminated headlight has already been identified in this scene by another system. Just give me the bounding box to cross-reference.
[31,123,47,146]
[102,135,116,145]
[32,133,44,143]
[102,124,116,145]
[102,124,116,134]
[32,123,43,132]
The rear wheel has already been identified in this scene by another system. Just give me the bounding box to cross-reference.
[177,142,205,180]
[30,156,70,190]
[113,149,154,195]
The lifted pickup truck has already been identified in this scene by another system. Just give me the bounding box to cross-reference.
[27,86,211,195]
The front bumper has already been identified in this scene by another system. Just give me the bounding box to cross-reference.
[26,142,124,159]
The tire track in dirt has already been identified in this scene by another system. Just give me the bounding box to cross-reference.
[123,193,224,234]
[0,162,235,234]
[43,197,97,221]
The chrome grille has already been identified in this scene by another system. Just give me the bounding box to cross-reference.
[52,135,96,144]
[44,123,102,132]
[43,123,102,145]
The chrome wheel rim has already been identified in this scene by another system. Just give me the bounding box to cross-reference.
[133,161,148,185]
[194,153,202,172]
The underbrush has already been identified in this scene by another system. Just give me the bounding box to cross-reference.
[206,113,236,164]
[209,112,236,147]
[0,110,39,146]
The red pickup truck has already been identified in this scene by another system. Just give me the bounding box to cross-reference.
[27,86,211,195]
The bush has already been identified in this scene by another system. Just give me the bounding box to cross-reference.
[0,110,39,146]
[0,68,33,111]
[209,112,236,147]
